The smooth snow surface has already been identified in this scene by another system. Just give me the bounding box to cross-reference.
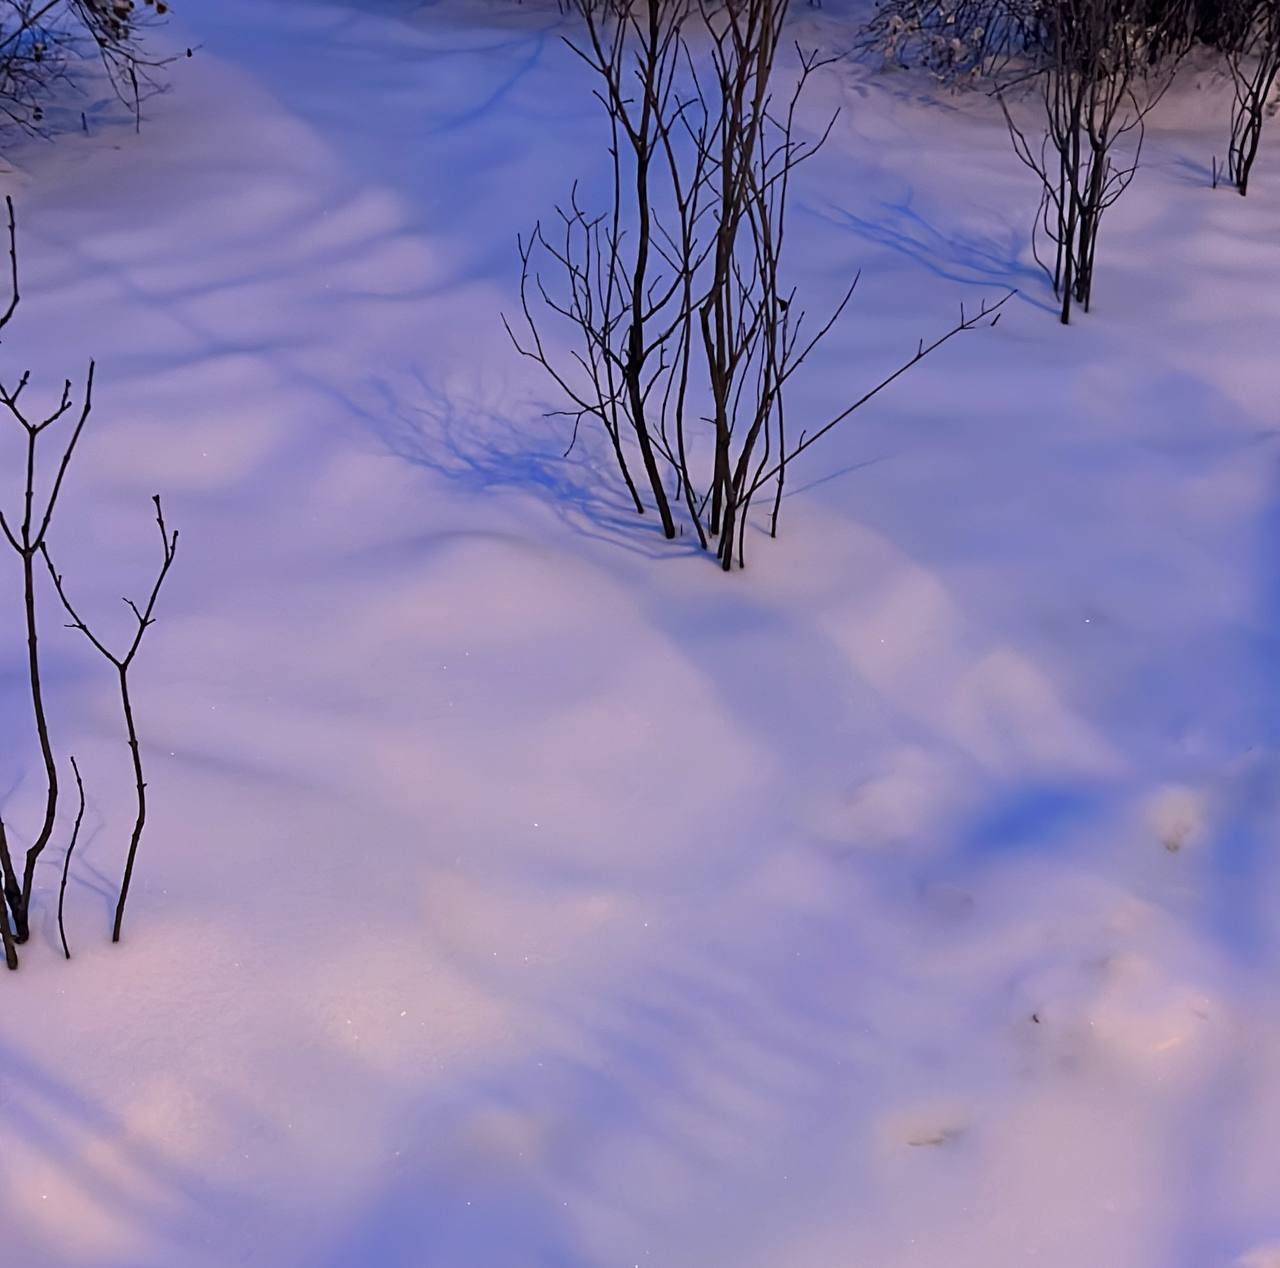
[1,1,1278,1264]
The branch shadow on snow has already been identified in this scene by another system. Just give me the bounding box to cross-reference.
[0,1010,581,1267]
[0,1039,237,1263]
[1167,153,1217,190]
[295,888,878,1268]
[0,867,861,1268]
[349,369,704,562]
[819,195,1058,314]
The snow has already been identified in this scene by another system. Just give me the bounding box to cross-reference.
[0,0,1278,1263]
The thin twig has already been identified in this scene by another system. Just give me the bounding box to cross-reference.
[59,755,85,961]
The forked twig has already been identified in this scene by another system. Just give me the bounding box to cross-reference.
[43,496,179,943]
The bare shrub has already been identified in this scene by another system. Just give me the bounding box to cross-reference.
[0,0,174,135]
[1223,0,1279,194]
[508,0,1010,569]
[0,198,179,968]
[998,0,1182,323]
[860,0,1046,83]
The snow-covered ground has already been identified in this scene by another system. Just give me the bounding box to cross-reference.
[1,0,1278,1263]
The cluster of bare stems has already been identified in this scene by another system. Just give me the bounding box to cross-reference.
[0,197,178,971]
[1220,0,1279,195]
[865,0,1274,315]
[507,0,1009,569]
[0,0,174,134]
[997,0,1182,324]
[861,0,1257,85]
[860,0,1049,83]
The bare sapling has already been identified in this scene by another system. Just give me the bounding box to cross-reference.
[998,0,1181,323]
[0,195,95,944]
[507,0,701,541]
[43,495,178,943]
[0,196,180,968]
[1224,0,1279,195]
